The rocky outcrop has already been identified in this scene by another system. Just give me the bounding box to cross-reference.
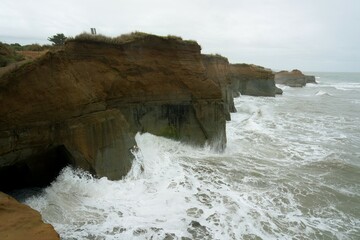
[201,54,236,120]
[230,64,282,97]
[0,33,226,189]
[305,75,317,84]
[275,69,316,87]
[0,192,60,240]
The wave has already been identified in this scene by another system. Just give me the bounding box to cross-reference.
[19,86,360,239]
[315,90,332,96]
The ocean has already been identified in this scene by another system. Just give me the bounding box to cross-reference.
[17,72,360,239]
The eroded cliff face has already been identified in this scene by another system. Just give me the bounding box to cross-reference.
[201,54,236,120]
[274,69,316,87]
[229,64,282,97]
[0,34,226,188]
[0,192,60,240]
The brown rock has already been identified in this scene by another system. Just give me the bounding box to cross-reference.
[274,69,316,87]
[0,33,226,187]
[201,54,236,120]
[0,192,59,240]
[230,64,279,97]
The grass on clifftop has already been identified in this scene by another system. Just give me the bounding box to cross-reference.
[202,53,228,61]
[67,31,199,46]
[0,43,25,67]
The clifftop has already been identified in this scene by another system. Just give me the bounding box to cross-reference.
[67,32,199,47]
[0,32,226,187]
[0,32,221,129]
[230,63,274,81]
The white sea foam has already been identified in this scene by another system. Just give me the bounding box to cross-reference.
[315,90,332,96]
[22,72,360,239]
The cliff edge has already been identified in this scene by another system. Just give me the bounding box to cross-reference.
[0,33,226,189]
[201,54,236,120]
[230,63,282,97]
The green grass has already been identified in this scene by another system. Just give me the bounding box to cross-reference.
[0,42,25,67]
[202,53,228,61]
[67,31,199,46]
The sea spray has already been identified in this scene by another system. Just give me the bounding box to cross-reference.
[21,72,360,239]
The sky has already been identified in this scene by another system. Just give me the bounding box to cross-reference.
[1,0,359,72]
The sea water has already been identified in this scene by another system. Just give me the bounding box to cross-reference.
[18,72,360,239]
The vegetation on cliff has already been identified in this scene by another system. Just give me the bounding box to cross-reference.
[0,42,24,67]
[0,42,51,78]
[67,31,199,46]
[48,33,67,46]
[0,31,225,192]
[202,53,228,61]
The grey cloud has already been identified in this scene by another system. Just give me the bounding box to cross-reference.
[0,0,359,71]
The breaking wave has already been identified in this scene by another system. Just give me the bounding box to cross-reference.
[20,72,360,239]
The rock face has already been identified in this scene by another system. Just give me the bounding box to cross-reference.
[0,33,226,189]
[305,75,317,84]
[201,54,236,120]
[230,64,282,97]
[0,192,60,240]
[275,69,316,87]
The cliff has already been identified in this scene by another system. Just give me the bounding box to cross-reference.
[0,192,60,240]
[229,64,282,97]
[201,54,236,120]
[274,69,316,87]
[0,33,226,190]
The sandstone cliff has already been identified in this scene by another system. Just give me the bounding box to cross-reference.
[201,54,236,120]
[275,69,316,87]
[230,63,282,97]
[0,33,226,189]
[0,192,59,240]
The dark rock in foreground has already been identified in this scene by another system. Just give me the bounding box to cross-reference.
[0,192,60,240]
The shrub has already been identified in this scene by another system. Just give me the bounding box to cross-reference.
[22,44,44,51]
[0,42,25,67]
[48,33,67,45]
[67,31,199,46]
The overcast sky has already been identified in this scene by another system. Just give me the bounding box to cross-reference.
[1,0,359,72]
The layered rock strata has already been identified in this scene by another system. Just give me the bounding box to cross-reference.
[0,192,60,240]
[275,69,316,87]
[0,34,226,189]
[201,54,236,120]
[230,63,282,97]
